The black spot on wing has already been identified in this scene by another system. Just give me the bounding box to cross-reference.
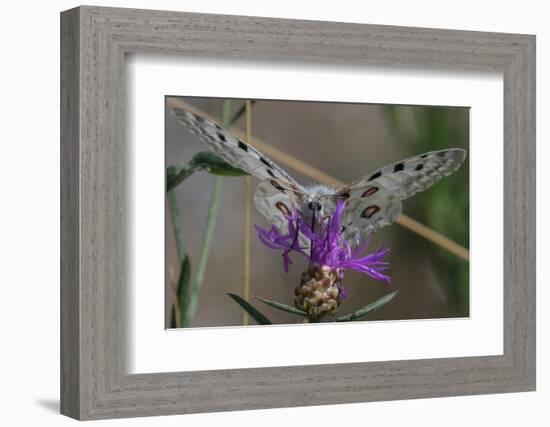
[237,140,248,151]
[415,164,424,171]
[368,171,382,181]
[217,132,227,142]
[421,154,429,158]
[393,163,404,172]
[260,157,272,168]
[266,169,277,178]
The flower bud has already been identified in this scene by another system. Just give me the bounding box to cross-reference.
[294,265,342,320]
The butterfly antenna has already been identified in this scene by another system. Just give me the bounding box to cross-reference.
[289,221,300,255]
[274,180,304,195]
[319,193,340,199]
[310,204,317,258]
[281,209,302,270]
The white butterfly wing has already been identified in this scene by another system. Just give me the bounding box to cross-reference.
[170,107,304,187]
[337,149,466,242]
[170,108,466,243]
[170,107,308,229]
[254,180,306,237]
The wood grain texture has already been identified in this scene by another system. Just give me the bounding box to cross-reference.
[60,6,536,420]
[60,7,80,419]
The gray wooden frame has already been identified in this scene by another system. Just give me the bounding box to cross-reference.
[60,5,536,420]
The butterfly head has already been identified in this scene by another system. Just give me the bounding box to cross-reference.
[307,200,323,212]
[301,184,338,225]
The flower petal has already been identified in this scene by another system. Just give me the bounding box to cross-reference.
[254,200,391,283]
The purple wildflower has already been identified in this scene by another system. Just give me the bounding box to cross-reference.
[254,200,391,283]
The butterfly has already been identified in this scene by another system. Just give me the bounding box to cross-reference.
[170,107,466,245]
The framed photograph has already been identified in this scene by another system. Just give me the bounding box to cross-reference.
[60,6,535,420]
[162,96,469,331]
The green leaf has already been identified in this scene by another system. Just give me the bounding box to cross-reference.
[335,291,398,322]
[176,255,191,326]
[166,152,248,191]
[192,152,249,176]
[227,293,272,325]
[254,296,309,318]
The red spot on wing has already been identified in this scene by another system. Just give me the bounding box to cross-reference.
[361,205,380,219]
[361,186,379,197]
[270,180,285,193]
[276,202,291,216]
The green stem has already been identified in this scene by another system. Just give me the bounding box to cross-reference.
[229,100,255,125]
[167,189,185,328]
[167,189,185,261]
[222,99,232,126]
[180,100,231,327]
[181,175,222,326]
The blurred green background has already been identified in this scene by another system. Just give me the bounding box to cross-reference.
[165,97,469,328]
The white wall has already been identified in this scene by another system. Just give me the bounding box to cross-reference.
[0,0,546,425]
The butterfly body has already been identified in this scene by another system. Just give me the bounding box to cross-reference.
[171,107,466,245]
[300,184,337,219]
